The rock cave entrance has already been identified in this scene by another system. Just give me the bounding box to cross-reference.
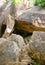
[1,24,7,37]
[13,28,33,37]
[1,23,33,38]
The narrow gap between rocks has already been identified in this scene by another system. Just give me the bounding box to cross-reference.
[1,24,33,38]
[13,28,33,38]
[1,24,7,37]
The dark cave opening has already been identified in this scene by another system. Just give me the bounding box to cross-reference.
[13,28,33,37]
[0,23,33,38]
[1,24,7,37]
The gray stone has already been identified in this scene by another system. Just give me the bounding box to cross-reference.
[7,34,25,48]
[24,31,45,63]
[31,31,45,41]
[0,38,6,45]
[0,34,32,65]
[0,40,21,65]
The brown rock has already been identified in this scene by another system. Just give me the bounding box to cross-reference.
[15,6,45,32]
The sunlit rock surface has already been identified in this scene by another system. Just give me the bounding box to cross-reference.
[2,15,15,38]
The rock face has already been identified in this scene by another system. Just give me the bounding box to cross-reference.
[2,14,15,38]
[31,31,45,41]
[7,34,25,48]
[0,1,15,37]
[15,6,45,32]
[0,34,31,65]
[25,31,45,64]
[0,33,45,65]
[0,40,21,65]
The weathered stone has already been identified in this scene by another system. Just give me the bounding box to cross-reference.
[19,44,32,64]
[0,1,15,38]
[15,6,45,32]
[0,40,21,65]
[0,34,32,65]
[0,1,15,26]
[7,34,25,48]
[24,31,45,64]
[0,32,45,65]
[2,14,15,38]
[31,31,45,41]
[0,38,6,44]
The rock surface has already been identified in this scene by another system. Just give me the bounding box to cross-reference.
[15,6,45,32]
[7,34,25,48]
[0,32,45,65]
[2,14,15,38]
[31,31,45,41]
[0,34,31,65]
[0,40,21,65]
[25,31,45,64]
[0,1,15,37]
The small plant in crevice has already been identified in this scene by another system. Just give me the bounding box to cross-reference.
[33,61,40,65]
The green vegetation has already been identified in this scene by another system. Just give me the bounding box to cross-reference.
[35,0,45,7]
[13,0,23,4]
[33,61,40,65]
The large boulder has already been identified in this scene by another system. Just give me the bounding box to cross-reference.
[0,1,15,37]
[31,31,45,41]
[0,34,32,65]
[0,39,21,65]
[7,34,25,48]
[0,32,45,65]
[15,6,45,32]
[24,31,45,64]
